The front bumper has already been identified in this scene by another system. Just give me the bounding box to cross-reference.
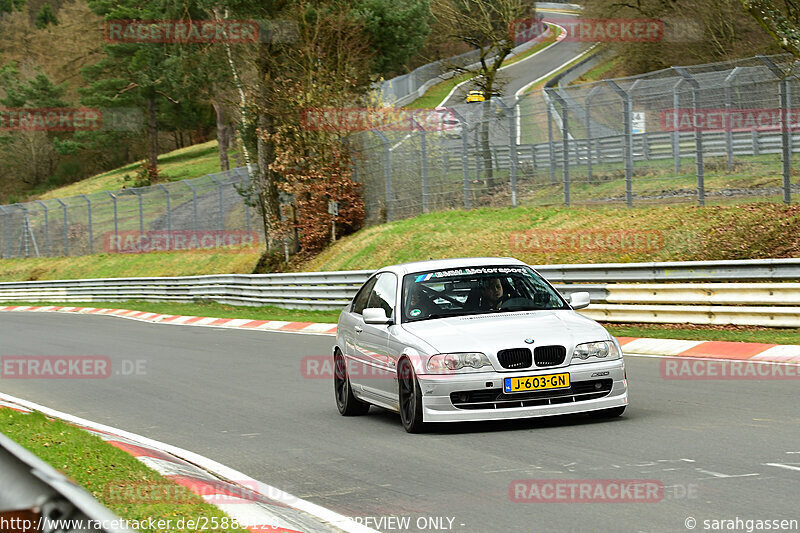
[418,359,627,423]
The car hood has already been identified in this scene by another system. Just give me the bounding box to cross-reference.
[401,310,610,362]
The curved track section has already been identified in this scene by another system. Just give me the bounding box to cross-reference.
[1,313,798,532]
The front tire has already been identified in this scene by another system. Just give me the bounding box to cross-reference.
[334,352,369,416]
[398,358,426,433]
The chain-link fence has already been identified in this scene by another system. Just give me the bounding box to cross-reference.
[353,53,800,224]
[0,166,264,259]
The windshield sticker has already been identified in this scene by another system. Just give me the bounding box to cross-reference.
[409,308,421,317]
[415,267,527,281]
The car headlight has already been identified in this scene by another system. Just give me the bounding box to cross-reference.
[426,352,492,373]
[571,341,620,362]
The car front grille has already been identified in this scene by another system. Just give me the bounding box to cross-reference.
[497,348,532,369]
[449,379,613,410]
[534,345,567,366]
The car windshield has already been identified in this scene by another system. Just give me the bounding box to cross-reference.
[401,265,568,322]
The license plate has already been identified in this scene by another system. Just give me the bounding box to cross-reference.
[504,373,570,393]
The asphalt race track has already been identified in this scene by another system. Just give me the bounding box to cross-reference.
[441,14,590,107]
[1,313,798,533]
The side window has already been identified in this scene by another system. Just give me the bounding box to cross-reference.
[352,277,378,314]
[367,273,397,317]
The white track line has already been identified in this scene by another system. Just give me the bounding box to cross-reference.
[514,43,597,144]
[0,392,378,533]
[437,21,566,109]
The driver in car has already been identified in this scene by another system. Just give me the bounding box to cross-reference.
[479,277,506,310]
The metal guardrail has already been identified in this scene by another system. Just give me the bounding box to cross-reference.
[0,432,134,533]
[0,259,798,325]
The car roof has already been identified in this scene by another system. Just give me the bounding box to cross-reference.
[377,257,526,277]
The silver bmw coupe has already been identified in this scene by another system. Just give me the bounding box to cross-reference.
[333,257,628,432]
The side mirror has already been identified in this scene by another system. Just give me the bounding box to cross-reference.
[363,307,392,325]
[569,292,591,310]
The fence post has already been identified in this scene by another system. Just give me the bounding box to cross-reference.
[105,192,117,253]
[0,206,8,258]
[585,86,601,182]
[132,189,144,235]
[181,180,199,231]
[724,67,742,172]
[79,194,93,254]
[412,118,428,213]
[35,200,49,256]
[55,198,68,256]
[548,89,571,206]
[371,130,393,221]
[15,204,39,258]
[752,129,760,156]
[210,176,225,230]
[758,55,792,204]
[546,97,557,184]
[672,78,683,173]
[606,80,634,208]
[496,98,519,207]
[629,79,643,162]
[239,175,251,233]
[673,67,704,206]
[157,184,171,249]
[450,108,471,209]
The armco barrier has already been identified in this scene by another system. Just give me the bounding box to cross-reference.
[0,432,132,533]
[0,259,799,326]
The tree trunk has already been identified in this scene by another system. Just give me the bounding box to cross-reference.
[213,100,230,172]
[255,46,280,253]
[147,94,158,174]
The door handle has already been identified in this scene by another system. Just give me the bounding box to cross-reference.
[354,326,363,333]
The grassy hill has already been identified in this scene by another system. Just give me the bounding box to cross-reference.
[33,141,233,201]
[303,203,800,271]
[1,202,797,282]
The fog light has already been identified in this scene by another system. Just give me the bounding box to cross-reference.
[595,382,603,390]
[459,393,469,402]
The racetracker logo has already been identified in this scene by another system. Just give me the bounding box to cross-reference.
[104,19,297,43]
[104,480,271,505]
[513,18,664,42]
[0,108,102,132]
[509,479,664,503]
[301,107,459,132]
[509,230,664,253]
[0,356,145,379]
[660,359,800,380]
[660,108,800,132]
[104,230,260,253]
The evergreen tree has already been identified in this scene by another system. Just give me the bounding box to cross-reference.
[35,4,58,29]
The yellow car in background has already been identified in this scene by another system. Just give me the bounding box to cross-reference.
[465,90,485,103]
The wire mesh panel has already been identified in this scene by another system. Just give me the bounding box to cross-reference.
[353,52,800,217]
[0,166,262,259]
[2,55,800,257]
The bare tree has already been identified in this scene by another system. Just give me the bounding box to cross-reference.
[433,0,535,187]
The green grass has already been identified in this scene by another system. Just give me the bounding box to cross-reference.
[36,141,235,201]
[2,300,797,345]
[0,410,247,532]
[570,54,623,85]
[405,24,562,109]
[0,249,262,282]
[1,300,342,323]
[606,324,800,345]
[301,203,800,272]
